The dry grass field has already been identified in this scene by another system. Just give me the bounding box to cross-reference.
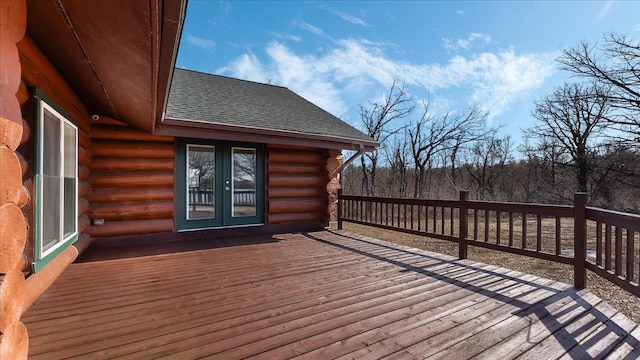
[342,221,640,324]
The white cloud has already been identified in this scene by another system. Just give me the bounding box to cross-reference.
[594,0,614,24]
[329,9,369,26]
[443,33,492,51]
[297,21,324,37]
[217,53,268,83]
[274,33,302,42]
[440,50,556,119]
[217,39,556,122]
[185,35,216,50]
[634,24,640,32]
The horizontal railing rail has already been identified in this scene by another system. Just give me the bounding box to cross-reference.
[338,190,639,298]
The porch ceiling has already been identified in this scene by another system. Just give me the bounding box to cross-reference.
[25,0,185,132]
[22,230,640,358]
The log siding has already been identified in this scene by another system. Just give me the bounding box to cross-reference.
[87,120,175,238]
[0,1,29,356]
[266,145,332,226]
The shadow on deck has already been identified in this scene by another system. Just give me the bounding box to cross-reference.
[22,230,640,359]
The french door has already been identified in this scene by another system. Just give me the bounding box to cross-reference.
[177,139,263,230]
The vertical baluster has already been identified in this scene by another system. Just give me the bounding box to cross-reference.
[417,206,422,231]
[573,193,587,290]
[410,204,414,230]
[350,199,354,220]
[522,213,527,249]
[626,229,634,281]
[423,206,428,232]
[450,207,455,236]
[556,217,562,255]
[596,222,602,266]
[509,212,514,247]
[537,214,542,252]
[484,209,489,243]
[373,201,376,223]
[372,201,375,223]
[404,204,407,229]
[474,209,479,240]
[371,201,374,223]
[496,211,501,245]
[337,193,343,230]
[433,206,437,233]
[615,226,623,275]
[441,207,445,235]
[459,191,469,259]
[392,203,395,227]
[345,198,349,221]
[605,224,612,270]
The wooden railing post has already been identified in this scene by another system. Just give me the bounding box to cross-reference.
[337,189,343,230]
[459,191,469,259]
[574,193,587,289]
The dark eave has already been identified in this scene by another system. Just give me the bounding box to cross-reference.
[26,0,186,132]
[157,117,378,151]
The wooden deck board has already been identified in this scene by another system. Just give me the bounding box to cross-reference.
[22,230,640,359]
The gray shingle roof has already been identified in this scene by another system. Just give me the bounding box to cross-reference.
[165,68,376,145]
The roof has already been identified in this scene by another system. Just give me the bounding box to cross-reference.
[161,68,377,150]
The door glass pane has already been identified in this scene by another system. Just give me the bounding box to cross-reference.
[232,148,256,217]
[63,123,77,238]
[187,145,215,219]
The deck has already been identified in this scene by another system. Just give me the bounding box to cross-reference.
[22,230,640,359]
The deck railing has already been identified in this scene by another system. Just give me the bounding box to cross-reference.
[189,187,256,208]
[337,190,640,297]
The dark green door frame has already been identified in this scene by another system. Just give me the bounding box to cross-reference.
[176,138,264,230]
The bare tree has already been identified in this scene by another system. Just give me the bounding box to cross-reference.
[465,133,512,200]
[384,130,411,198]
[558,33,640,143]
[527,82,611,193]
[408,102,488,198]
[359,80,415,196]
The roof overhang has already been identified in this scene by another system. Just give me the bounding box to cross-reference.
[26,0,186,131]
[157,117,379,151]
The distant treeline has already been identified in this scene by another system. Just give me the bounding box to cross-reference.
[342,142,640,213]
[344,33,640,213]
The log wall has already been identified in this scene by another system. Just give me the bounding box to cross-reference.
[266,145,335,225]
[0,1,28,357]
[1,12,100,356]
[87,120,175,238]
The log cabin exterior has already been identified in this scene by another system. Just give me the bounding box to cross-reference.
[0,0,375,356]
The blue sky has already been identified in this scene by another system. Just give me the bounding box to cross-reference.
[175,0,640,148]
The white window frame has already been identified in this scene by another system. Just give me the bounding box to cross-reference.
[35,100,78,268]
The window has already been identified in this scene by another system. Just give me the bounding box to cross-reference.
[34,98,78,271]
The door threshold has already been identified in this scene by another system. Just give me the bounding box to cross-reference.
[178,223,265,233]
